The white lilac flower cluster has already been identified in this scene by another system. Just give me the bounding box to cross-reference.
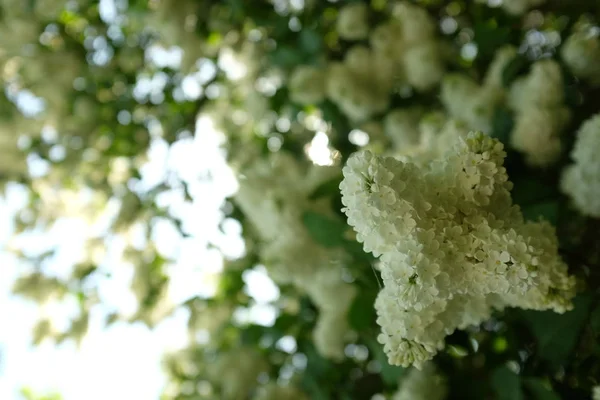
[561,114,600,217]
[561,25,600,87]
[235,153,356,359]
[289,2,445,121]
[507,59,571,167]
[441,46,516,134]
[391,362,448,400]
[340,131,576,368]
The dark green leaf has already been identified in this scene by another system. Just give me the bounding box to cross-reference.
[308,175,343,200]
[474,21,511,58]
[511,177,558,207]
[274,313,297,333]
[216,269,245,298]
[240,324,264,345]
[348,290,377,331]
[302,211,346,248]
[521,200,559,225]
[523,378,561,400]
[491,366,523,400]
[502,54,530,88]
[366,338,405,386]
[511,176,560,224]
[301,342,334,400]
[301,372,330,400]
[520,294,593,367]
[590,304,600,335]
[270,46,305,68]
[300,29,323,54]
[491,107,514,144]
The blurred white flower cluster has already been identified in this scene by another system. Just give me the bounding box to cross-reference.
[340,130,575,368]
[336,3,370,41]
[391,362,447,400]
[593,385,600,400]
[561,114,600,217]
[475,0,546,15]
[441,49,570,168]
[441,46,516,134]
[291,4,580,171]
[289,66,328,105]
[289,1,446,121]
[235,152,357,359]
[508,60,570,167]
[561,25,600,87]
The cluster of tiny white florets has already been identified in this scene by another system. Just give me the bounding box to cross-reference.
[391,362,448,400]
[289,2,445,120]
[508,59,571,167]
[235,153,356,360]
[441,46,516,134]
[561,25,600,87]
[561,114,600,218]
[340,131,575,368]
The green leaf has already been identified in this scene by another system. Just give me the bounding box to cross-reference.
[491,366,523,400]
[521,200,559,225]
[366,338,405,386]
[590,304,600,335]
[300,29,323,54]
[511,177,558,207]
[216,269,245,298]
[502,54,530,88]
[240,324,265,345]
[308,175,343,200]
[523,378,561,400]
[301,342,334,400]
[474,21,511,58]
[520,294,593,367]
[511,176,559,224]
[302,211,347,248]
[491,107,514,144]
[347,290,377,331]
[273,313,297,335]
[270,46,305,68]
[301,372,330,400]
